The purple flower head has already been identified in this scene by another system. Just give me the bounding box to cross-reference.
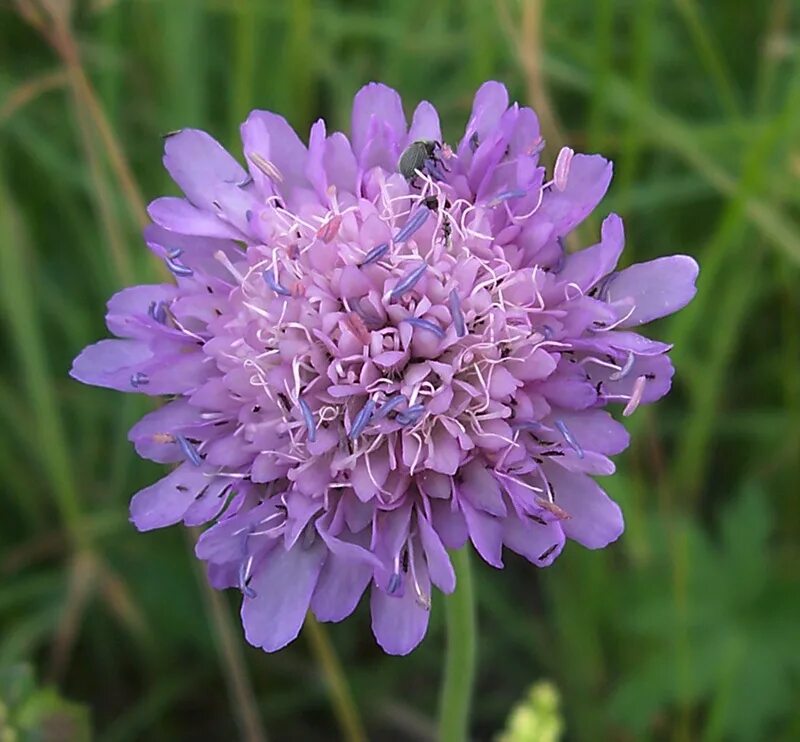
[71,82,698,655]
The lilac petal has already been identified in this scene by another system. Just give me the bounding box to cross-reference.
[130,463,214,531]
[556,213,625,292]
[503,516,565,566]
[70,339,152,392]
[283,490,324,549]
[106,284,177,338]
[464,81,509,144]
[181,479,234,527]
[241,110,310,201]
[605,255,699,326]
[163,129,246,210]
[370,566,431,656]
[461,501,504,568]
[323,132,359,194]
[351,83,407,161]
[457,461,506,516]
[128,398,202,463]
[417,512,455,593]
[430,499,469,550]
[242,541,326,652]
[195,503,278,564]
[148,197,244,240]
[538,154,613,236]
[512,347,558,382]
[543,464,624,548]
[311,552,372,622]
[547,409,630,456]
[142,224,243,280]
[426,425,462,475]
[407,101,442,144]
[305,118,328,199]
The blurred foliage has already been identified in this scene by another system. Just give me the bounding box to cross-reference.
[0,664,91,742]
[1,0,799,740]
[496,681,563,742]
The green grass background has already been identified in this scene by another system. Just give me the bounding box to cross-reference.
[1,0,799,739]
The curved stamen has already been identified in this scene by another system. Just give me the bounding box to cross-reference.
[390,262,428,299]
[623,376,648,417]
[148,300,168,324]
[609,351,635,381]
[176,435,203,467]
[448,289,466,337]
[298,398,316,443]
[403,317,445,338]
[393,208,430,243]
[165,256,193,277]
[554,418,584,459]
[348,398,376,440]
[262,269,292,297]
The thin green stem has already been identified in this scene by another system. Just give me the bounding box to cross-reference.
[304,614,367,742]
[438,547,477,742]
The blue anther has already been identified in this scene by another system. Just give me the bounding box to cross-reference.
[176,434,203,467]
[148,301,168,324]
[262,269,292,297]
[487,189,527,207]
[395,404,425,425]
[130,372,149,387]
[359,242,390,267]
[298,398,316,443]
[374,394,407,420]
[387,572,402,594]
[348,398,376,440]
[403,317,445,338]
[392,208,430,244]
[554,418,584,459]
[389,262,428,299]
[448,289,466,337]
[165,256,193,277]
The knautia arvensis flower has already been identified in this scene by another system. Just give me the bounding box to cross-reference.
[71,82,698,654]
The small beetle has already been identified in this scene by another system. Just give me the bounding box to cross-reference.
[398,140,447,184]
